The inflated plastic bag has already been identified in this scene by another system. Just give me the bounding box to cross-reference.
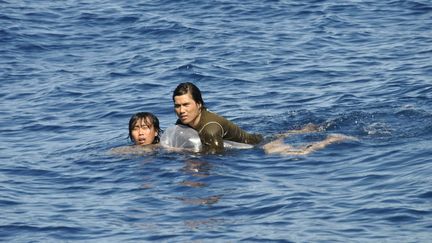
[160,125,254,152]
[160,125,202,152]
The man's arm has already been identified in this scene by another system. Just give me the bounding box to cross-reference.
[199,123,225,154]
[222,119,263,145]
[263,134,356,155]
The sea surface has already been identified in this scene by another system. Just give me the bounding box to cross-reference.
[1,0,431,242]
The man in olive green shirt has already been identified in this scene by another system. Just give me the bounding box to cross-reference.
[173,82,262,153]
[172,82,355,155]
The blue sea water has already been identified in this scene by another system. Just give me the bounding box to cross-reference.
[1,0,431,242]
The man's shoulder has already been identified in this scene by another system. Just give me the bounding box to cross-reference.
[198,110,225,135]
[202,109,227,123]
[199,121,224,136]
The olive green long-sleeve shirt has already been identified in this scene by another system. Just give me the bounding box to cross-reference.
[177,109,263,153]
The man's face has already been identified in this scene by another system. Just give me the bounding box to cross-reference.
[131,118,158,145]
[174,93,202,127]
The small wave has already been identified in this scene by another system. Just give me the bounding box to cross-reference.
[0,29,15,42]
[0,224,87,236]
[320,107,432,140]
[16,43,49,52]
[0,199,22,206]
[349,206,426,221]
[24,11,62,21]
[78,12,109,22]
[175,63,195,71]
[384,214,421,223]
[136,21,199,37]
[418,191,432,199]
[392,0,432,15]
[115,15,140,23]
[335,94,360,103]
[363,122,394,136]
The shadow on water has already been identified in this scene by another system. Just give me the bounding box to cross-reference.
[176,159,222,206]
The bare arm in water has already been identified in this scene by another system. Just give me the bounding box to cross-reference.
[263,124,357,155]
[110,144,159,155]
[110,143,200,155]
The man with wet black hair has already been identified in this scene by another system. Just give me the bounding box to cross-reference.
[173,82,263,154]
[172,82,355,155]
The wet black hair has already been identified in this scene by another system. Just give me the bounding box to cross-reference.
[172,82,206,109]
[128,112,161,144]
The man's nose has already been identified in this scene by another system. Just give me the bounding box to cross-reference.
[179,106,185,113]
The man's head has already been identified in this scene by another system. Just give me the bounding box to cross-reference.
[128,112,161,145]
[172,82,206,128]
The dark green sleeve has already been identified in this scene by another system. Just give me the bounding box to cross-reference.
[223,119,263,145]
[199,123,225,154]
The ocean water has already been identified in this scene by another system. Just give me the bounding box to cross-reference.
[1,0,431,242]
